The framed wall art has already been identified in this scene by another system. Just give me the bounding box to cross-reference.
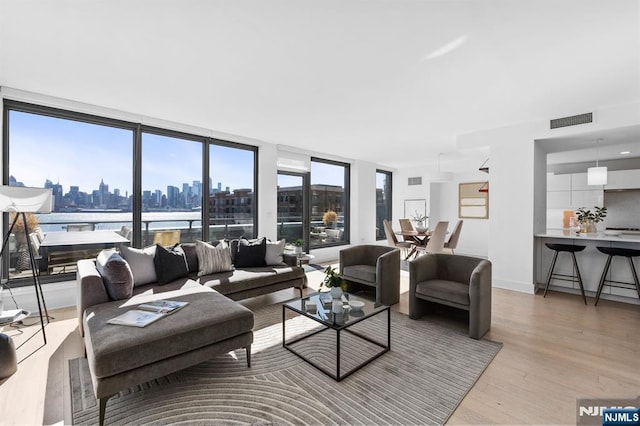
[458,182,488,219]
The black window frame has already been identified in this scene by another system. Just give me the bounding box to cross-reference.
[376,169,393,241]
[309,156,350,248]
[2,100,259,286]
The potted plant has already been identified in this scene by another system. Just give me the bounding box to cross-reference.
[411,211,429,233]
[9,212,40,245]
[292,239,304,256]
[320,265,347,298]
[575,206,607,233]
[322,210,338,228]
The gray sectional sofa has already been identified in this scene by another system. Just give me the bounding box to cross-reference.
[77,240,307,332]
[76,239,307,425]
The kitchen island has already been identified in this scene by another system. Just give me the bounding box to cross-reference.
[535,229,640,305]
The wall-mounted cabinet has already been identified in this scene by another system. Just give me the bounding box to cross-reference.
[546,172,603,209]
[605,169,640,190]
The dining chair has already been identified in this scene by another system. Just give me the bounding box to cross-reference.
[383,219,413,258]
[152,230,181,247]
[415,221,449,255]
[444,220,464,254]
[398,218,415,242]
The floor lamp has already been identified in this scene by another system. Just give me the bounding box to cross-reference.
[0,186,52,345]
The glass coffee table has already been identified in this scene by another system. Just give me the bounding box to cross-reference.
[282,292,390,381]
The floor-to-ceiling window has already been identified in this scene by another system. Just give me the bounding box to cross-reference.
[141,131,203,246]
[277,171,309,250]
[376,170,392,240]
[310,157,349,247]
[2,100,258,285]
[4,106,134,280]
[209,142,257,240]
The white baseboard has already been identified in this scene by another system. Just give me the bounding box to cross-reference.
[493,278,536,294]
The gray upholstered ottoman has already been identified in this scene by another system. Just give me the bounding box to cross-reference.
[83,283,254,425]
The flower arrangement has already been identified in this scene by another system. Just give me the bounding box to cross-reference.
[411,211,429,226]
[575,206,607,223]
[322,210,338,227]
[320,265,347,291]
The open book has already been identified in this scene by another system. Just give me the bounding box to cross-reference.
[107,300,188,327]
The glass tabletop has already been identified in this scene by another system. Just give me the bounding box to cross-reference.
[283,292,388,329]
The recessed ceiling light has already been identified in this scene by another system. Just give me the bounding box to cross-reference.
[620,151,631,155]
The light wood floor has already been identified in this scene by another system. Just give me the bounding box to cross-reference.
[1,267,639,425]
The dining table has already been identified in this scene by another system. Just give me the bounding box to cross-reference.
[39,230,130,273]
[397,229,432,259]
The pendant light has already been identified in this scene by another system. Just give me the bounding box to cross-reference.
[587,138,607,186]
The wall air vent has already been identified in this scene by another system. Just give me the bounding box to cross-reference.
[408,177,422,186]
[550,112,593,129]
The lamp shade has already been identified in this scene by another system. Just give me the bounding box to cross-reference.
[0,186,53,213]
[429,171,454,182]
[587,166,608,186]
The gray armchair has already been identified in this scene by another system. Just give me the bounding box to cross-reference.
[340,245,400,306]
[409,253,492,339]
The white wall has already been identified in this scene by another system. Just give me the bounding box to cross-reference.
[458,101,640,294]
[392,166,432,229]
[431,174,490,258]
[258,144,279,241]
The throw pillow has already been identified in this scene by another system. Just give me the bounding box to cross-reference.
[265,239,286,265]
[195,240,233,276]
[96,249,134,300]
[235,237,267,268]
[153,244,189,284]
[120,245,157,286]
[178,243,199,273]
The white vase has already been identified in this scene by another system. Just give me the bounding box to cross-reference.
[330,286,343,299]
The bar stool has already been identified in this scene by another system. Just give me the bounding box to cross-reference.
[543,243,587,304]
[594,247,640,306]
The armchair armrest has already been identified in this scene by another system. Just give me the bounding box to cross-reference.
[376,249,400,281]
[468,259,492,304]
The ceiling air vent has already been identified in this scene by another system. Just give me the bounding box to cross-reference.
[408,177,422,186]
[550,112,593,129]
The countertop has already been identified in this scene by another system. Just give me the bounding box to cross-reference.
[535,229,640,243]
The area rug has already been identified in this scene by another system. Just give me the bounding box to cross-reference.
[70,302,502,425]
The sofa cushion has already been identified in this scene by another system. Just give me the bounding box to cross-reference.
[154,244,189,284]
[342,264,376,284]
[235,238,267,268]
[200,265,305,296]
[120,245,157,286]
[265,239,286,265]
[96,249,134,300]
[415,280,470,307]
[195,240,233,276]
[84,284,254,379]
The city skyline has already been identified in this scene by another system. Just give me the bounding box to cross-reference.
[10,174,243,211]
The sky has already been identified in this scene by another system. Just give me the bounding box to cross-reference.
[10,109,351,196]
[9,110,255,195]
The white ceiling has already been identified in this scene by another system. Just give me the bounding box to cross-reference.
[1,0,639,170]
